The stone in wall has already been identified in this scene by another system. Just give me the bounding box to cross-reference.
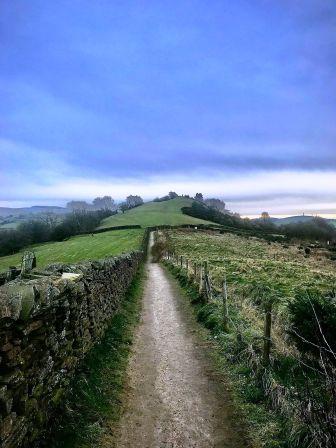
[0,251,143,448]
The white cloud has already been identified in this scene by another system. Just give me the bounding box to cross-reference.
[1,169,335,216]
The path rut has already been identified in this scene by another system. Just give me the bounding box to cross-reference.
[109,235,248,448]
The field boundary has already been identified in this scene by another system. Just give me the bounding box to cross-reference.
[0,238,148,447]
[162,258,288,447]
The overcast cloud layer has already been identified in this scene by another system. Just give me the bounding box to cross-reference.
[0,1,335,216]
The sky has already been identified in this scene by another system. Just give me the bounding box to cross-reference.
[0,0,335,216]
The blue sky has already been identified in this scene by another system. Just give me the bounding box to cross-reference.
[0,0,335,216]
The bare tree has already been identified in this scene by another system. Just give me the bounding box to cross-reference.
[92,196,115,211]
[261,211,271,221]
[119,202,128,214]
[66,201,90,211]
[40,212,59,228]
[204,198,226,212]
[126,195,143,209]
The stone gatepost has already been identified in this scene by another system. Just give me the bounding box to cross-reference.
[21,251,37,275]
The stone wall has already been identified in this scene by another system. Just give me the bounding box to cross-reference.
[0,251,143,448]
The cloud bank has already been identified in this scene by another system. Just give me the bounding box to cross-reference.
[0,1,335,215]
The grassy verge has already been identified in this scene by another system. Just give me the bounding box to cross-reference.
[49,266,145,448]
[164,262,289,448]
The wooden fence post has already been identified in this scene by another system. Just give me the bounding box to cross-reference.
[180,256,183,268]
[263,302,272,366]
[186,259,189,277]
[193,262,197,280]
[204,260,208,281]
[203,261,211,301]
[199,263,203,294]
[222,276,229,330]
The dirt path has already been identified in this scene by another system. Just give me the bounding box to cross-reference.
[107,235,248,448]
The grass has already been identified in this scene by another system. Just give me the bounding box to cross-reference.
[98,197,212,229]
[0,229,144,273]
[169,229,336,302]
[168,229,336,358]
[164,229,336,447]
[164,262,287,448]
[50,266,145,448]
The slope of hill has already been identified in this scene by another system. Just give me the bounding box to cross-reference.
[253,215,336,226]
[0,228,143,273]
[98,197,212,229]
[270,215,316,225]
[0,205,69,217]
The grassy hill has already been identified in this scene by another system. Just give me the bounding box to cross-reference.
[269,215,336,226]
[0,198,210,273]
[0,228,143,273]
[270,215,315,225]
[98,197,212,229]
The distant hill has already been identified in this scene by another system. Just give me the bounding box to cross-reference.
[98,197,212,229]
[270,215,316,225]
[0,206,69,217]
[254,215,336,227]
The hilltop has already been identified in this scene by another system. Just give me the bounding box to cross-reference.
[98,197,212,228]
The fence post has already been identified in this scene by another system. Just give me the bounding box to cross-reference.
[186,258,189,277]
[203,261,211,301]
[204,260,208,280]
[199,263,203,294]
[222,276,229,330]
[193,262,197,280]
[263,302,272,366]
[180,256,183,268]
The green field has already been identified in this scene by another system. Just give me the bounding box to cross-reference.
[0,229,143,273]
[99,197,211,228]
[166,229,336,446]
[0,198,209,273]
[169,229,336,299]
[167,228,336,356]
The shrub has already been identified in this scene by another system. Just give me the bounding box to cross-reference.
[288,290,336,448]
[288,290,336,363]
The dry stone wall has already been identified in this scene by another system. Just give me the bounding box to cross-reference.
[0,251,143,448]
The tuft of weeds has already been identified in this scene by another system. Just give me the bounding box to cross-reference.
[49,266,145,448]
